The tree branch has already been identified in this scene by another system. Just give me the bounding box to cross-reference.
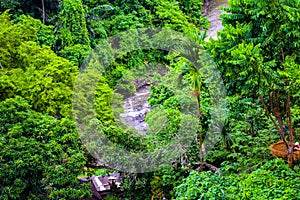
[286,91,294,147]
[274,89,280,118]
[260,93,289,149]
[291,48,298,57]
[268,91,275,117]
[259,95,280,134]
[281,45,285,62]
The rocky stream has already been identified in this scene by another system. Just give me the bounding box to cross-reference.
[120,0,228,133]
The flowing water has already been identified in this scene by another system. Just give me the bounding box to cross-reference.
[120,85,150,133]
[120,0,228,132]
[205,0,228,40]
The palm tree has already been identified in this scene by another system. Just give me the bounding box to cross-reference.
[180,61,204,168]
[174,28,208,169]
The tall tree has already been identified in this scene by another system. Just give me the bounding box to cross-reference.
[55,0,91,66]
[180,61,204,167]
[0,11,77,117]
[55,0,90,49]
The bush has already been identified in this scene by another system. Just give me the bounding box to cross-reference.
[175,159,300,200]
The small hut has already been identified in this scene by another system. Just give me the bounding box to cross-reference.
[78,173,122,199]
[91,174,122,198]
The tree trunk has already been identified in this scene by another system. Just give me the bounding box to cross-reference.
[288,146,294,169]
[42,0,45,24]
[260,91,295,168]
[286,91,294,168]
[196,94,203,169]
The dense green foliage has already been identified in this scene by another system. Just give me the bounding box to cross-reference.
[0,11,77,117]
[1,0,300,199]
[0,97,91,199]
[206,0,300,167]
[176,159,300,200]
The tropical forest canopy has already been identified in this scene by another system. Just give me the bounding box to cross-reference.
[0,0,300,199]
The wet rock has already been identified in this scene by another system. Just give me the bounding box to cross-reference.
[133,78,152,90]
[120,84,151,134]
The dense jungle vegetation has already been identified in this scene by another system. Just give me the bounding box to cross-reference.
[0,0,300,199]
